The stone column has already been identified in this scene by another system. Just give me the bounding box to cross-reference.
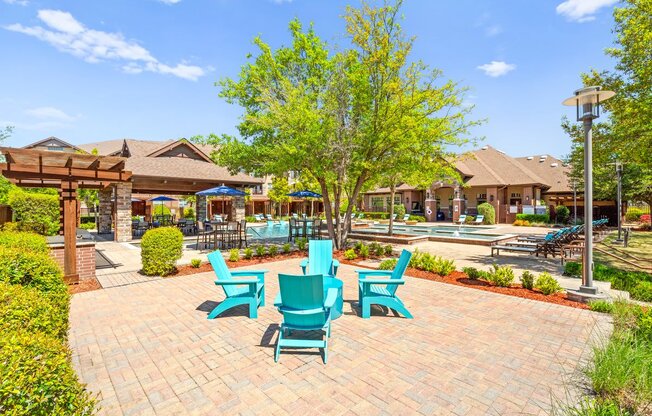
[452,185,465,223]
[196,195,207,222]
[114,182,133,242]
[98,188,113,234]
[232,196,246,221]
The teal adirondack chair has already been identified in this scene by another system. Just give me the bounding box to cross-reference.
[300,240,340,278]
[206,251,267,319]
[355,249,413,319]
[274,274,338,364]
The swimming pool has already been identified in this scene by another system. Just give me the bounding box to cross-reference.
[247,223,290,241]
[350,224,514,245]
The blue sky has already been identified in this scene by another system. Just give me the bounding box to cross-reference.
[1,0,619,158]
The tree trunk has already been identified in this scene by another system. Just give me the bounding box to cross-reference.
[388,183,396,237]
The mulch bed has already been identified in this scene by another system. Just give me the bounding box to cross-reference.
[173,251,307,277]
[68,278,102,294]
[335,254,589,310]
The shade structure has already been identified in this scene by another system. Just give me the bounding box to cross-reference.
[288,190,322,216]
[149,195,177,202]
[196,185,246,197]
[287,190,322,198]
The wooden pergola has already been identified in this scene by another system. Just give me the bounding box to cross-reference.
[0,147,131,283]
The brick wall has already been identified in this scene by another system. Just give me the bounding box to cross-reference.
[49,243,96,281]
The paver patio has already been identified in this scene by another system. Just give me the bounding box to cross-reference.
[70,259,611,415]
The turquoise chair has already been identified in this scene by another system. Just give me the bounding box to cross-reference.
[274,274,338,364]
[355,249,413,319]
[300,239,340,278]
[206,251,267,319]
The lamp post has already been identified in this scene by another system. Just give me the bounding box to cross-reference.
[615,162,623,243]
[571,178,577,224]
[563,86,615,295]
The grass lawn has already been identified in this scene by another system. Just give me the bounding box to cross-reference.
[595,231,652,273]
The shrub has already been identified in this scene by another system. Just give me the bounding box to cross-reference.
[0,330,96,415]
[78,222,96,230]
[462,266,481,280]
[555,205,570,224]
[520,271,535,290]
[534,272,563,295]
[255,245,266,257]
[141,227,183,276]
[243,248,253,259]
[344,249,357,260]
[563,261,582,277]
[0,231,48,254]
[434,258,456,276]
[589,300,614,314]
[245,216,257,223]
[515,213,550,224]
[151,204,171,217]
[354,241,364,251]
[357,211,390,220]
[1,222,20,232]
[183,207,195,219]
[0,246,66,295]
[464,215,475,224]
[359,244,370,259]
[630,281,652,302]
[370,242,384,257]
[268,245,278,257]
[8,190,60,235]
[408,215,426,222]
[379,258,398,270]
[296,238,307,250]
[393,204,406,218]
[477,203,495,225]
[0,282,68,340]
[486,264,515,287]
[625,207,644,222]
[282,243,291,254]
[384,244,393,256]
[190,258,202,268]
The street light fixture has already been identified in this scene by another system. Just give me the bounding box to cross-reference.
[563,86,615,295]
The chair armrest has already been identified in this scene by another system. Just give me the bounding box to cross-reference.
[356,270,393,277]
[332,260,340,276]
[230,270,268,278]
[215,279,259,285]
[359,278,406,285]
[300,259,308,274]
[324,287,338,309]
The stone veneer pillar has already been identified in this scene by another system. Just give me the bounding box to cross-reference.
[232,196,246,222]
[196,195,207,222]
[452,185,465,223]
[98,188,113,234]
[114,182,133,242]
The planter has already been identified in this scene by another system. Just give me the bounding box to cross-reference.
[405,220,418,225]
[379,219,390,224]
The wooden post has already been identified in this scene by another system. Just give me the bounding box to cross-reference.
[61,180,79,284]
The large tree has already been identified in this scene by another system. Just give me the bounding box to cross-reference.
[564,0,652,223]
[267,176,291,217]
[211,1,476,248]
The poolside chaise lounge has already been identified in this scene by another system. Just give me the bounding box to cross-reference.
[206,251,267,319]
[274,273,337,364]
[455,215,467,225]
[492,230,566,258]
[472,215,484,225]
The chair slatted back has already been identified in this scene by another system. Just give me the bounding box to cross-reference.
[207,251,238,297]
[278,273,326,328]
[308,240,334,277]
[387,249,412,295]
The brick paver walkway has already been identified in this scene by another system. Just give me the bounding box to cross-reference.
[69,259,610,415]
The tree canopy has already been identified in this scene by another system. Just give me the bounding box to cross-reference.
[207,0,478,247]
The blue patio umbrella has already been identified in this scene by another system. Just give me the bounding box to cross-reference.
[287,190,322,216]
[197,185,247,219]
[148,195,177,217]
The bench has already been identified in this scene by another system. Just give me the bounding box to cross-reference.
[491,245,539,257]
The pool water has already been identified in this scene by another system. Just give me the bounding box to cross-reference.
[355,224,509,242]
[248,223,290,240]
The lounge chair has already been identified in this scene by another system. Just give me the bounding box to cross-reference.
[274,273,338,363]
[472,215,484,225]
[300,239,340,278]
[492,230,566,258]
[391,213,397,221]
[355,249,413,319]
[455,215,467,224]
[206,251,267,319]
[402,214,410,222]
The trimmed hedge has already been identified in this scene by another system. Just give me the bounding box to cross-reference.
[0,246,67,295]
[0,231,48,254]
[8,190,60,236]
[516,213,550,223]
[555,205,570,224]
[360,211,391,219]
[0,331,95,415]
[141,227,184,276]
[0,282,68,340]
[477,203,495,225]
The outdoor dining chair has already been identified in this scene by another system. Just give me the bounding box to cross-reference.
[196,221,213,250]
[238,219,248,248]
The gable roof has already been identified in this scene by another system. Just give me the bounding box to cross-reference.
[456,146,550,188]
[145,139,213,162]
[23,136,83,152]
[514,155,571,193]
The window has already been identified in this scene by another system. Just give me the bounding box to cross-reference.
[385,195,401,207]
[371,197,384,210]
[47,146,65,152]
[510,192,521,198]
[476,193,487,200]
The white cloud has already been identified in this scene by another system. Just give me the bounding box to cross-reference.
[477,61,516,77]
[158,0,182,4]
[3,0,29,5]
[271,0,293,3]
[5,9,206,81]
[556,0,617,22]
[25,106,76,121]
[485,24,502,37]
